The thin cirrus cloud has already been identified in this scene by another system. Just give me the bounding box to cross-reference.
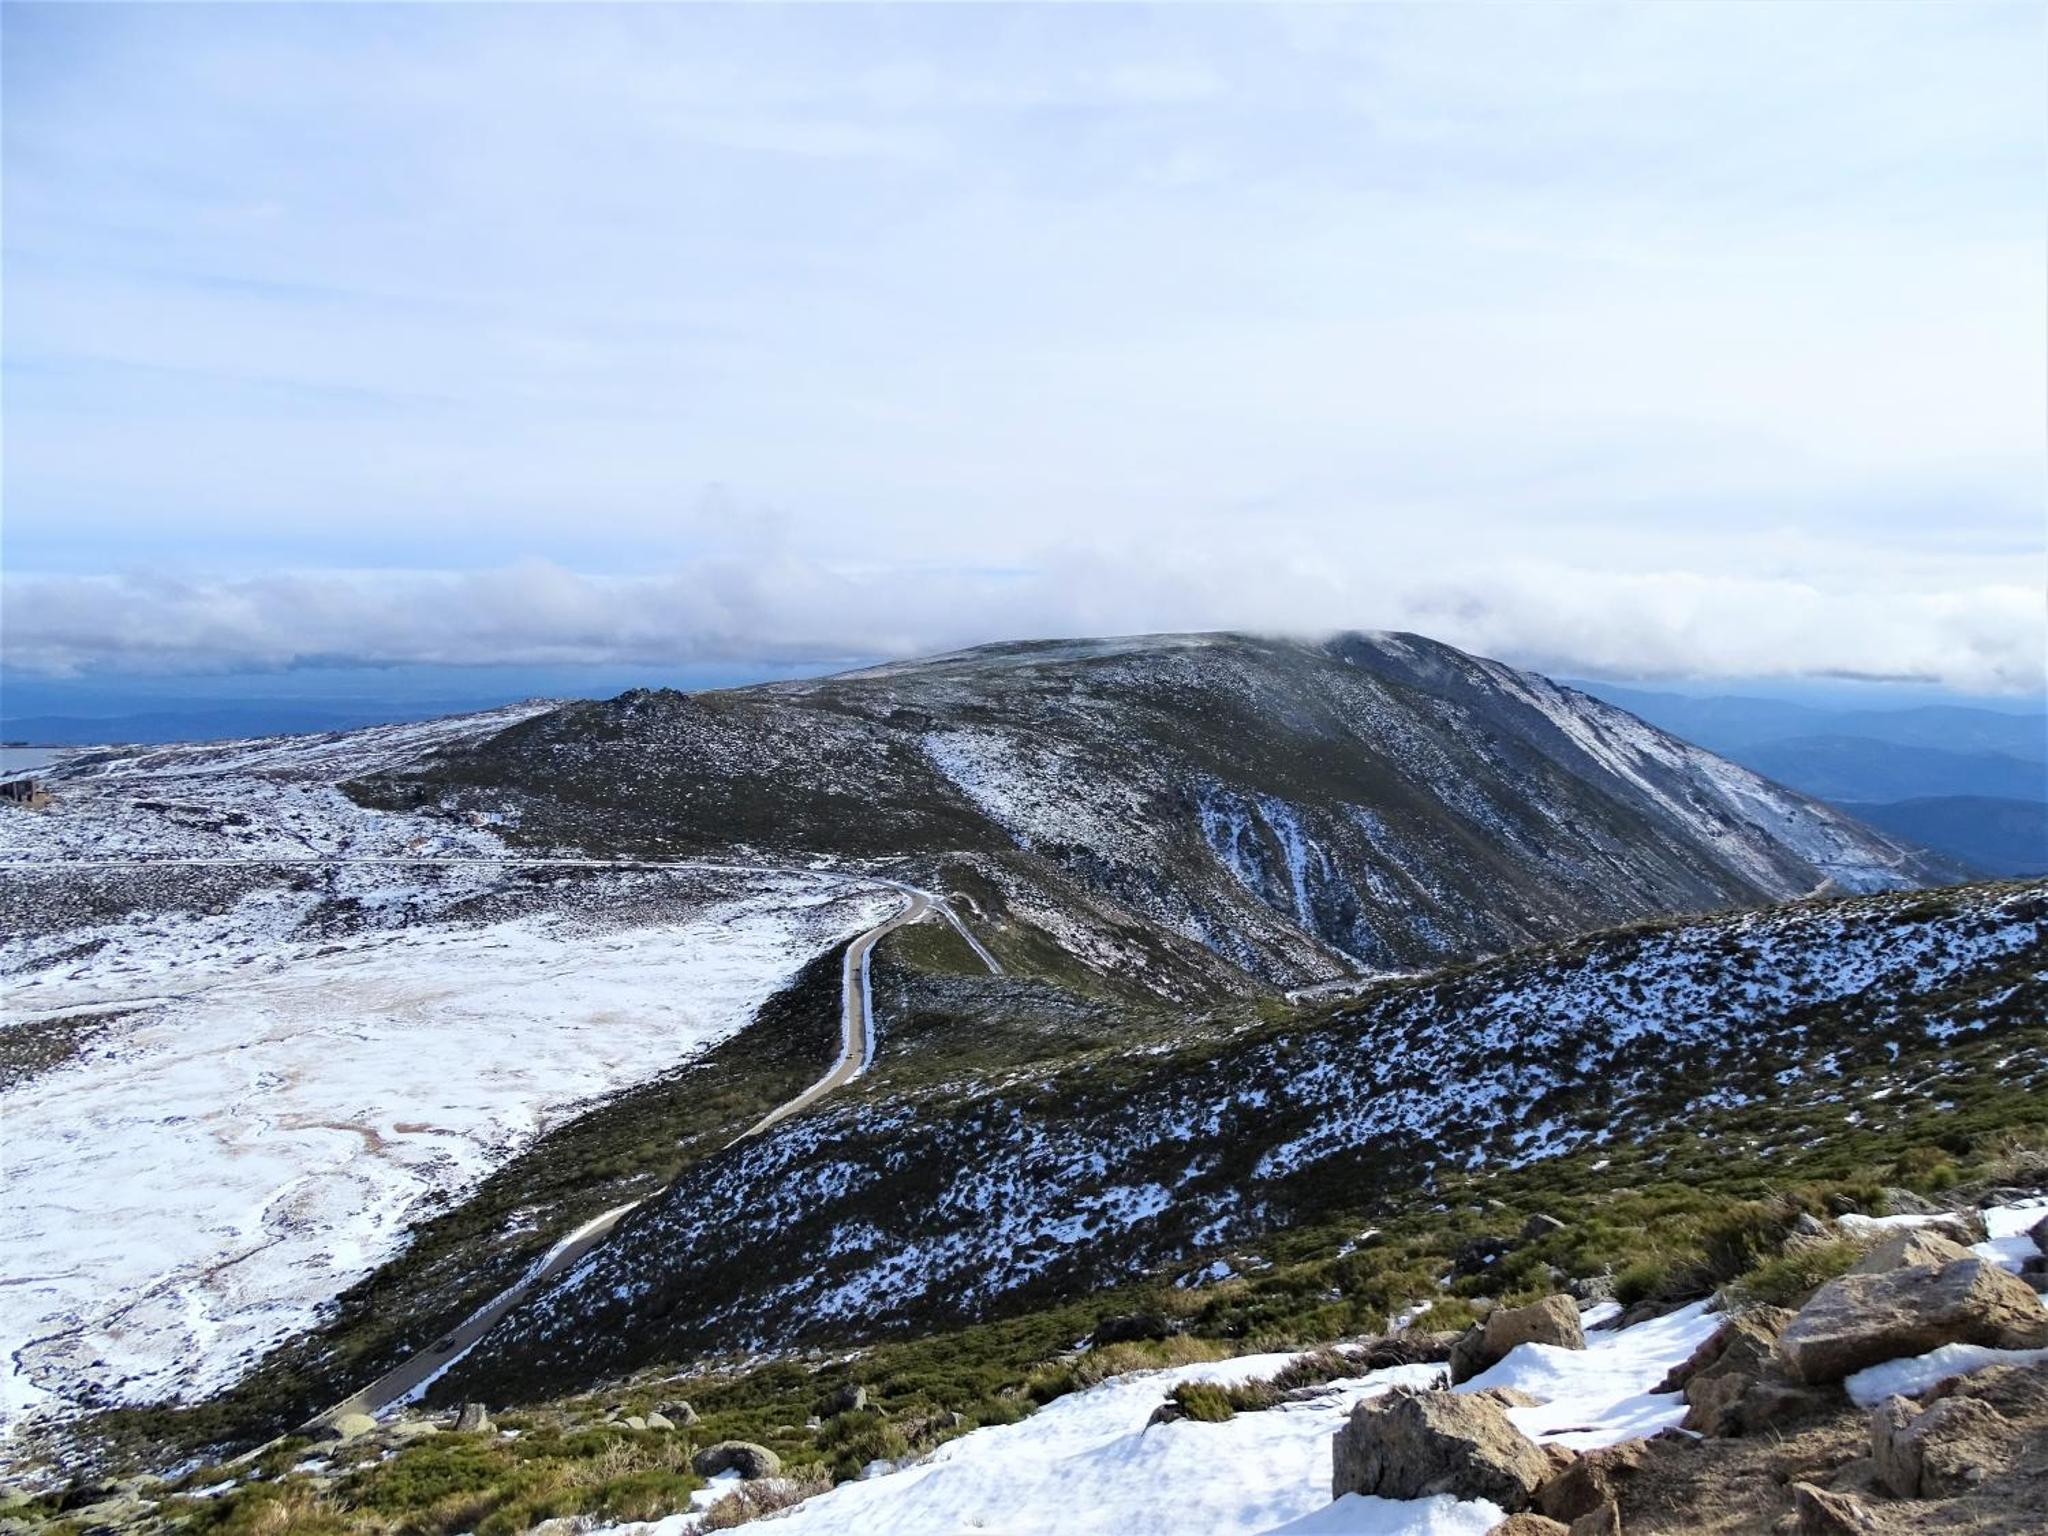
[1,2,2041,689]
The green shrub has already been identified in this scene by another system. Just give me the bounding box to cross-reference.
[1722,1239,1862,1310]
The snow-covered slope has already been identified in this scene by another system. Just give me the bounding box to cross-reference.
[456,880,2043,1399]
[0,719,899,1436]
[358,632,1956,993]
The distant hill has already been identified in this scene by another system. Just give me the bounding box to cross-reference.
[1845,796,2048,878]
[1570,683,2047,761]
[355,631,1960,990]
[1733,734,2046,804]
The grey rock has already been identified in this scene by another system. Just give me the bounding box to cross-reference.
[691,1441,783,1480]
[1520,1214,1567,1243]
[2030,1213,2048,1255]
[623,1415,647,1431]
[1332,1386,1550,1509]
[454,1402,493,1434]
[1792,1212,1828,1238]
[1880,1187,1940,1215]
[826,1382,868,1415]
[657,1399,700,1425]
[644,1411,674,1431]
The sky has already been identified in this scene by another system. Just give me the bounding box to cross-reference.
[3,1,2044,698]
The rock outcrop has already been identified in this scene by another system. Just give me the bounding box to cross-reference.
[1776,1259,2048,1384]
[1332,1387,1550,1509]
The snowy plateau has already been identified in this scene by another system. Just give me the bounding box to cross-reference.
[0,716,897,1436]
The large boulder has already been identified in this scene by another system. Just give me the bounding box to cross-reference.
[1675,1309,1792,1437]
[1453,1295,1586,1383]
[1332,1387,1551,1509]
[453,1402,493,1434]
[1869,1392,2017,1498]
[1846,1229,1973,1276]
[691,1441,783,1480]
[2030,1213,2048,1255]
[1777,1259,2048,1384]
[1535,1442,1645,1524]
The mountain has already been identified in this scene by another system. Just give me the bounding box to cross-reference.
[1846,795,2048,878]
[354,631,1958,993]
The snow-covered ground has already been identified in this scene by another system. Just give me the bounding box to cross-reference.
[595,1198,2048,1536]
[0,715,900,1440]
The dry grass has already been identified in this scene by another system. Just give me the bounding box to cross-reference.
[700,1473,833,1529]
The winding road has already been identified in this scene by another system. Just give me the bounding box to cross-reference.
[300,870,999,1426]
[5,851,1001,1433]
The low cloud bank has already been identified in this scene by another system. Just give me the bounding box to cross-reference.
[3,553,2041,694]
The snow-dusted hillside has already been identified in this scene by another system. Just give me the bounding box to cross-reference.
[0,721,899,1437]
[358,632,1956,993]
[457,880,2044,1398]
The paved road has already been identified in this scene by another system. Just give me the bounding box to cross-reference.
[301,874,995,1426]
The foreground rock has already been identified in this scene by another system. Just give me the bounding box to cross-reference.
[691,1441,783,1480]
[1332,1387,1550,1509]
[1777,1259,2048,1384]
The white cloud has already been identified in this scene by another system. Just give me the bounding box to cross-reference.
[5,550,2040,693]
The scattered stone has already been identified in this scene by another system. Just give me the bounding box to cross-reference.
[1793,1212,1828,1238]
[1657,1306,1791,1397]
[310,1412,378,1442]
[1485,1516,1569,1536]
[1521,1214,1567,1242]
[1845,1229,1973,1275]
[1869,1392,2015,1498]
[1791,1482,1880,1534]
[454,1402,493,1434]
[826,1382,868,1415]
[691,1441,784,1480]
[1879,1187,1939,1215]
[1824,1194,1862,1218]
[1778,1259,2048,1383]
[1331,1387,1550,1509]
[386,1419,444,1441]
[1566,1502,1622,1536]
[622,1415,647,1431]
[644,1411,674,1431]
[657,1400,700,1425]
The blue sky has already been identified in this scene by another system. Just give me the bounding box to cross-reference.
[3,2,2043,692]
